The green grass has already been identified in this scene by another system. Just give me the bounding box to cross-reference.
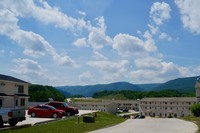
[1,112,125,133]
[182,115,200,133]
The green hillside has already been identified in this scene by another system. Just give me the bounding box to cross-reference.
[29,84,65,102]
[154,76,198,92]
[56,82,142,97]
[93,89,195,100]
[56,76,199,97]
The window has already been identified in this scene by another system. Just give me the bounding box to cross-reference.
[0,99,2,107]
[15,99,18,106]
[20,98,25,106]
[18,85,24,93]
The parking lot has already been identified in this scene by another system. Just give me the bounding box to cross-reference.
[3,110,97,127]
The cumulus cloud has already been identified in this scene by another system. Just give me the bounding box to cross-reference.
[88,16,112,50]
[150,2,171,25]
[130,58,190,83]
[175,0,200,34]
[11,58,53,84]
[73,38,88,48]
[159,32,172,41]
[113,33,157,57]
[93,51,108,60]
[79,71,93,83]
[0,0,78,67]
[88,60,129,80]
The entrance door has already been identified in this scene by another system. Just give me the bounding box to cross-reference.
[0,99,2,107]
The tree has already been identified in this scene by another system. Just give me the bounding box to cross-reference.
[190,104,200,117]
[29,84,65,102]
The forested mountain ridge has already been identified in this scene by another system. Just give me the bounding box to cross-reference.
[56,82,142,97]
[56,76,199,97]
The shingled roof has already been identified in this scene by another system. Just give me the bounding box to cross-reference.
[0,74,29,84]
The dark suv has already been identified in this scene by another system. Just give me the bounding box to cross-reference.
[46,101,79,116]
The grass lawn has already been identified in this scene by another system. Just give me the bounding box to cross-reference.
[1,112,125,133]
[182,115,200,133]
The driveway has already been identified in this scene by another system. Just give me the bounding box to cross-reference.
[90,117,198,133]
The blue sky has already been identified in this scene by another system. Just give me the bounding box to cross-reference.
[0,0,200,86]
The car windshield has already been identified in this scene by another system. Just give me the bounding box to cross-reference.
[63,102,69,107]
[46,105,56,110]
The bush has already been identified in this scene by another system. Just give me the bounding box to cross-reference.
[190,104,200,117]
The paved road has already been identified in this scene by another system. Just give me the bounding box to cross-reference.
[90,117,198,133]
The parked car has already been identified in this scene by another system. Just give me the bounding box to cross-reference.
[134,115,145,119]
[46,101,79,116]
[28,105,65,118]
[0,108,26,127]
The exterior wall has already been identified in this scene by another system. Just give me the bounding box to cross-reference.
[106,102,117,114]
[0,80,29,108]
[195,79,200,103]
[113,100,139,111]
[140,98,195,118]
[75,102,117,114]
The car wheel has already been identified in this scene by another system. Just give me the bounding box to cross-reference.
[52,113,58,118]
[31,112,36,117]
[66,112,71,116]
[8,119,18,126]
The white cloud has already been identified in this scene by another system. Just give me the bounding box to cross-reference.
[0,49,5,55]
[88,16,112,50]
[150,2,171,25]
[175,0,200,34]
[11,58,53,84]
[0,1,78,67]
[93,51,108,60]
[113,33,145,56]
[159,32,172,41]
[130,58,190,83]
[73,38,88,48]
[113,33,157,57]
[88,60,129,80]
[53,54,78,67]
[134,57,162,70]
[79,71,93,83]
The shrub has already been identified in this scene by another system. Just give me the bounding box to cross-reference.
[190,104,200,117]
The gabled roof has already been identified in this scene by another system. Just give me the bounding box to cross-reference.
[0,74,29,84]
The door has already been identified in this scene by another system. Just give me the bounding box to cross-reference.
[0,99,2,107]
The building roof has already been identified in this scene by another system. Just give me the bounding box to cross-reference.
[0,74,29,84]
[75,101,116,106]
[141,97,196,102]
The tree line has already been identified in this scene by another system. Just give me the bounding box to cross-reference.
[93,89,195,100]
[29,84,65,102]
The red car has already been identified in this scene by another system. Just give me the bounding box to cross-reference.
[28,105,66,118]
[46,101,79,116]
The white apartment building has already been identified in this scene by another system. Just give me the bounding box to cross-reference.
[75,101,117,114]
[140,97,196,118]
[0,74,30,108]
[113,100,139,111]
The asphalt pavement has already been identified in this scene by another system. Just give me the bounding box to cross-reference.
[89,117,198,133]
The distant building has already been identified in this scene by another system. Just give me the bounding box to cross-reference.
[140,97,195,118]
[74,79,200,118]
[113,100,139,111]
[75,101,117,114]
[0,74,30,108]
